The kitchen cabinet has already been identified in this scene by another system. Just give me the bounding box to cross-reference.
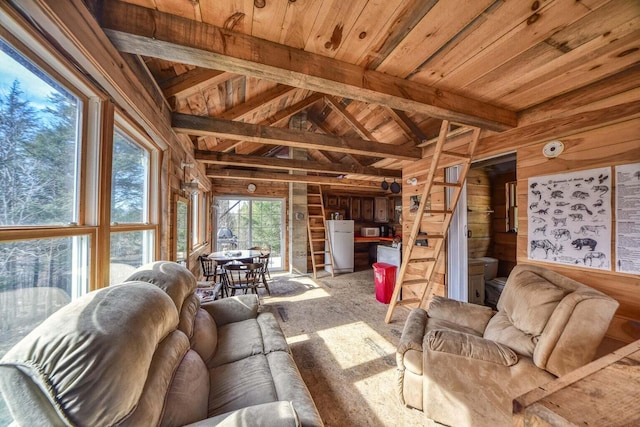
[362,198,374,221]
[351,197,362,221]
[374,197,389,222]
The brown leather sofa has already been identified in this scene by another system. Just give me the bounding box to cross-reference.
[0,261,323,426]
[396,264,619,427]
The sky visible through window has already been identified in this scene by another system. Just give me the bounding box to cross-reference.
[0,39,64,117]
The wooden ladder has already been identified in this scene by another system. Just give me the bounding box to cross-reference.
[307,184,334,278]
[385,120,481,323]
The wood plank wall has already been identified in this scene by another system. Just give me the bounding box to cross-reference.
[517,117,640,343]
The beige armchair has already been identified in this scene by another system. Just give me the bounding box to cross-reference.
[396,264,619,427]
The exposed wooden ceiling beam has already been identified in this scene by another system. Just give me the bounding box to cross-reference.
[307,114,367,167]
[173,113,422,160]
[387,108,428,145]
[206,168,381,188]
[100,0,517,131]
[231,93,323,154]
[195,150,402,178]
[324,96,376,141]
[160,68,233,99]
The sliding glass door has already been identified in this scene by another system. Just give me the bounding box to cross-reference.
[214,198,284,270]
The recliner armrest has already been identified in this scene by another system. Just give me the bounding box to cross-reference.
[200,294,259,326]
[428,296,495,335]
[183,401,300,427]
[425,329,518,366]
[397,308,428,357]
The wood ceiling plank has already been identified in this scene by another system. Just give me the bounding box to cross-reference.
[376,0,495,78]
[279,0,324,49]
[499,28,640,110]
[302,0,369,56]
[519,65,640,126]
[219,84,297,121]
[195,150,402,178]
[153,0,199,20]
[199,0,254,33]
[160,68,234,99]
[251,0,289,43]
[100,0,517,131]
[408,0,542,86]
[173,112,422,160]
[308,114,367,167]
[439,0,612,90]
[363,0,438,69]
[206,168,382,188]
[332,0,404,64]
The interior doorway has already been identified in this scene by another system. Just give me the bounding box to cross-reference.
[448,153,517,305]
[214,197,285,270]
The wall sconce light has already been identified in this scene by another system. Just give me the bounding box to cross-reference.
[180,161,194,169]
[406,177,418,186]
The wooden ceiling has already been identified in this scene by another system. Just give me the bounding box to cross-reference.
[92,0,640,187]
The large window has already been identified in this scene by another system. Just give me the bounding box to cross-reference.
[215,198,284,270]
[0,34,91,424]
[109,121,157,284]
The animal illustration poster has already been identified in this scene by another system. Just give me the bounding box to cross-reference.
[528,167,611,270]
[615,163,640,274]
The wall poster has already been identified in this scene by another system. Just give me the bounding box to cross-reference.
[615,163,640,274]
[528,167,611,270]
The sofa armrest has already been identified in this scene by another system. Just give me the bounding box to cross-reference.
[425,329,518,366]
[397,308,428,357]
[183,401,300,427]
[200,294,259,326]
[428,295,495,335]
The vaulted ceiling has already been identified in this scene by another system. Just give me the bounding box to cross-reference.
[92,0,640,189]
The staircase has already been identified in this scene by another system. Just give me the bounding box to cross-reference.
[307,184,334,278]
[385,120,481,323]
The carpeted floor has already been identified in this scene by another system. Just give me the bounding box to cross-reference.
[258,269,434,427]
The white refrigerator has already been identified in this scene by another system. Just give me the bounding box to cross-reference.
[325,220,354,273]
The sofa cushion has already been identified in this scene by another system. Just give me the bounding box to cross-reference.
[209,319,264,368]
[483,311,537,357]
[161,349,209,427]
[208,354,278,417]
[192,308,218,364]
[498,270,568,336]
[185,402,300,427]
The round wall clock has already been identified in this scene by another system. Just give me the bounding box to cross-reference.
[247,183,256,193]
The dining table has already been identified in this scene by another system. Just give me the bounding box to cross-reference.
[207,249,262,263]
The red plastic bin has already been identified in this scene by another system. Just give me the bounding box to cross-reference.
[373,262,397,304]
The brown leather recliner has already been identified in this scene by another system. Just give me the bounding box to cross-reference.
[396,264,619,427]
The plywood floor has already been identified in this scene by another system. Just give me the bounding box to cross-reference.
[259,270,435,427]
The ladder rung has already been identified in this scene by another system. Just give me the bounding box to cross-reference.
[311,238,326,242]
[414,234,444,240]
[316,263,330,267]
[308,203,323,207]
[425,209,453,214]
[408,257,436,263]
[309,226,325,230]
[402,279,428,286]
[397,298,421,306]
[314,250,330,254]
[309,214,324,218]
[432,181,461,187]
[441,150,471,159]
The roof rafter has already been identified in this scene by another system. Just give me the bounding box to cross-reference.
[100,0,517,131]
[206,168,382,188]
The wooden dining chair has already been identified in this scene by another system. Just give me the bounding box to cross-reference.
[223,263,262,296]
[253,253,271,295]
[199,255,227,298]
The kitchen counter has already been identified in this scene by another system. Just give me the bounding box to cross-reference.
[354,236,396,243]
